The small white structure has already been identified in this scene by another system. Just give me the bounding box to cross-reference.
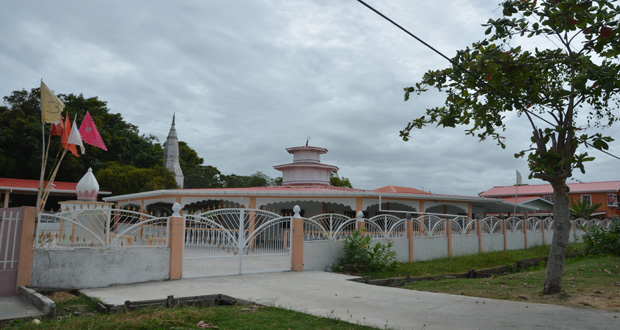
[76,168,99,201]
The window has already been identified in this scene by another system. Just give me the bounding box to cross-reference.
[543,195,554,203]
[581,195,592,206]
[607,194,618,207]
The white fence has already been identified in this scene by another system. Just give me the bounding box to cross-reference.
[36,207,169,248]
[300,214,604,271]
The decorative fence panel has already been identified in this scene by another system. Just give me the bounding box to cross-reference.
[0,208,23,297]
[183,208,292,278]
[36,208,169,248]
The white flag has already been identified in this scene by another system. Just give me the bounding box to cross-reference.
[516,170,522,185]
[67,115,85,155]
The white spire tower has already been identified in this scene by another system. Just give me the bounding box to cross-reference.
[163,114,184,188]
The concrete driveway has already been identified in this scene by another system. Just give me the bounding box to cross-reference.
[82,271,619,330]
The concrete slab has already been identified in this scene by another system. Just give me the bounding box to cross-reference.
[82,271,620,330]
[0,296,45,322]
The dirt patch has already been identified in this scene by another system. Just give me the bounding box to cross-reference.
[45,291,79,304]
[554,289,620,312]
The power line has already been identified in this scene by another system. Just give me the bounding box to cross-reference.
[356,0,554,127]
[356,0,620,162]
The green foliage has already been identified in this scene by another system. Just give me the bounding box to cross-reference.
[582,218,620,256]
[221,171,278,188]
[401,0,620,294]
[336,230,398,274]
[570,198,602,219]
[402,0,620,184]
[330,172,353,188]
[96,162,177,195]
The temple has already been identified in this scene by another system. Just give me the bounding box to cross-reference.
[104,142,530,218]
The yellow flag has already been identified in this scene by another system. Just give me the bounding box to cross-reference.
[40,81,65,123]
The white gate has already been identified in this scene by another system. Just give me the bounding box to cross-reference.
[183,208,292,278]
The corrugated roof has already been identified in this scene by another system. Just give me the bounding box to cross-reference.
[373,185,432,195]
[0,178,111,195]
[480,181,620,197]
[0,178,77,191]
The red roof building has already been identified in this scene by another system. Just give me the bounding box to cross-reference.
[479,181,620,218]
[0,177,111,211]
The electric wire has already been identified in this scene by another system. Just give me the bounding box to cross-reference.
[356,0,620,161]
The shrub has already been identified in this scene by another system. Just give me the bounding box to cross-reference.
[581,218,620,256]
[335,230,398,274]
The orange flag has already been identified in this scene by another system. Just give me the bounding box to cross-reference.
[61,115,79,157]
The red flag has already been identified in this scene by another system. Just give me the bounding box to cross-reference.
[61,114,79,157]
[50,116,64,136]
[78,111,107,151]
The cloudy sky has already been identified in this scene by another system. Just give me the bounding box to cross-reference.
[2,0,619,196]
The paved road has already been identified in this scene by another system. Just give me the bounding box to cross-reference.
[82,271,619,330]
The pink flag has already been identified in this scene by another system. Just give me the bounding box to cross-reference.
[79,111,108,151]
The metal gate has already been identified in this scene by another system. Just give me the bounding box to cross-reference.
[0,208,23,297]
[183,208,292,278]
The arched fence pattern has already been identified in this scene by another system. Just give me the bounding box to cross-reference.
[36,207,169,248]
[183,208,292,278]
[301,214,611,241]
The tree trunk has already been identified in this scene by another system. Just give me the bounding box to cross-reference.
[543,179,572,295]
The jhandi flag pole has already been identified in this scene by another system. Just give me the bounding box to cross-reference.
[37,81,65,214]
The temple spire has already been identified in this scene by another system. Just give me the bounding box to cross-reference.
[163,114,184,188]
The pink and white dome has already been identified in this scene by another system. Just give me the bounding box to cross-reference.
[76,168,99,201]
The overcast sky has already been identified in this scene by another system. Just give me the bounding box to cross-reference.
[2,0,619,196]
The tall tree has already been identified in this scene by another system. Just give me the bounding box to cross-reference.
[401,0,619,294]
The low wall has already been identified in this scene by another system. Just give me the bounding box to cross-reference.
[451,235,480,257]
[31,248,170,289]
[413,236,448,261]
[303,240,344,271]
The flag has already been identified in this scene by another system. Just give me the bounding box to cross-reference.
[79,111,107,151]
[61,115,79,157]
[67,114,85,155]
[516,170,522,186]
[40,81,65,123]
[50,116,64,136]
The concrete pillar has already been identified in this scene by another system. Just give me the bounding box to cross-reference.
[16,207,36,291]
[168,203,184,280]
[523,214,528,249]
[541,220,546,245]
[446,219,453,257]
[476,218,482,253]
[291,205,304,271]
[502,218,508,251]
[356,211,365,235]
[406,213,414,262]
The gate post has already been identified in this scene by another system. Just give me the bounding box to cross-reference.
[16,207,36,291]
[291,205,304,271]
[406,213,414,262]
[169,203,184,280]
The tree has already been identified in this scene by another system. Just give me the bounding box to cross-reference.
[220,171,278,188]
[401,0,620,294]
[330,172,353,188]
[570,198,602,219]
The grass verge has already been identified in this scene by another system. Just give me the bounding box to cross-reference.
[403,254,620,312]
[2,301,379,330]
[364,243,584,279]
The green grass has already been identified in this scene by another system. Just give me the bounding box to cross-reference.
[2,304,379,330]
[403,254,620,311]
[364,243,584,279]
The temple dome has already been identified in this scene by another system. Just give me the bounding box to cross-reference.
[76,168,99,201]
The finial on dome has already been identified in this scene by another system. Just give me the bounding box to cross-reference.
[76,167,100,201]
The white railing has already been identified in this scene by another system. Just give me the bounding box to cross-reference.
[302,213,615,241]
[36,208,169,248]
